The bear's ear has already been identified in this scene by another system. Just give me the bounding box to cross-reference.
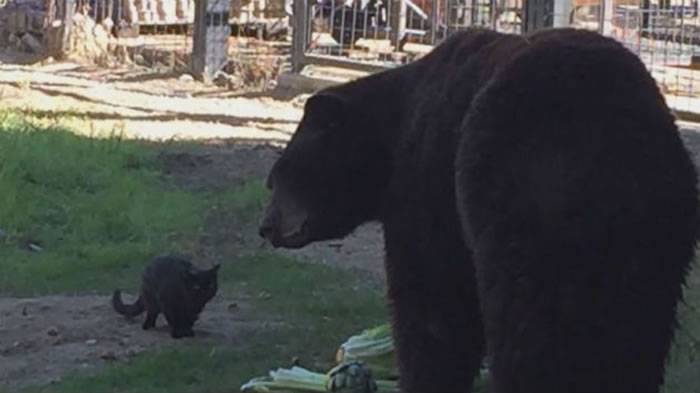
[304,91,347,130]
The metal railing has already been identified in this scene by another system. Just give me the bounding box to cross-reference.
[290,0,700,105]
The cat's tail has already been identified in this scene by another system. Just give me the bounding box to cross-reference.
[112,289,145,317]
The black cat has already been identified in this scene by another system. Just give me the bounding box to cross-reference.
[112,255,219,339]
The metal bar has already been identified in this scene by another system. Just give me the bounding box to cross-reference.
[431,0,438,43]
[302,52,393,70]
[599,0,613,35]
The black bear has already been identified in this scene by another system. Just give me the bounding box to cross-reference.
[259,28,698,393]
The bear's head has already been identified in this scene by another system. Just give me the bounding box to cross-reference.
[258,88,392,249]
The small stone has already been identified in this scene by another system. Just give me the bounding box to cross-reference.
[21,33,44,53]
[85,339,97,346]
[125,346,144,357]
[258,291,272,300]
[179,74,194,82]
[133,54,145,65]
[46,326,59,336]
[99,351,117,361]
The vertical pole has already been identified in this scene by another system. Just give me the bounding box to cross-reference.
[430,0,438,43]
[552,0,570,27]
[191,0,208,79]
[390,0,406,51]
[61,0,74,54]
[291,0,306,72]
[599,0,613,34]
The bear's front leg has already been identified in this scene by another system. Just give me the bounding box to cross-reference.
[384,231,485,393]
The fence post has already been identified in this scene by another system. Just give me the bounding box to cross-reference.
[390,0,406,51]
[191,0,208,78]
[598,0,613,35]
[191,0,231,81]
[291,0,307,72]
[45,0,74,58]
[430,0,438,43]
[552,0,570,27]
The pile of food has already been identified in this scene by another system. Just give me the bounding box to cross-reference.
[241,324,399,393]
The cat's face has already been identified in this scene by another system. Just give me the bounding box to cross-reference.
[185,265,219,303]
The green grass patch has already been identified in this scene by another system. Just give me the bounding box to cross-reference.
[214,179,269,222]
[0,111,205,295]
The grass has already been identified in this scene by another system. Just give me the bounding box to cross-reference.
[0,111,205,295]
[663,266,700,393]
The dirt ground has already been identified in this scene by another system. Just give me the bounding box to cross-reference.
[3,50,700,391]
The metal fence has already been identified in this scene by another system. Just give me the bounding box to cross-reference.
[292,0,523,70]
[290,0,700,109]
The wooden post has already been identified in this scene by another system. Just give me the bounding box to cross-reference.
[191,0,208,79]
[389,0,406,51]
[598,0,613,34]
[291,0,307,72]
[45,0,75,58]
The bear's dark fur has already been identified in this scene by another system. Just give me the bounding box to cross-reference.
[259,28,698,393]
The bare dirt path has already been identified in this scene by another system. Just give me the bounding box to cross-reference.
[0,295,261,390]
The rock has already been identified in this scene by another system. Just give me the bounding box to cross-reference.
[85,339,97,346]
[178,74,194,82]
[125,345,144,357]
[46,326,59,336]
[133,54,145,65]
[291,93,311,109]
[8,34,19,48]
[21,33,43,53]
[227,303,239,312]
[99,350,117,361]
